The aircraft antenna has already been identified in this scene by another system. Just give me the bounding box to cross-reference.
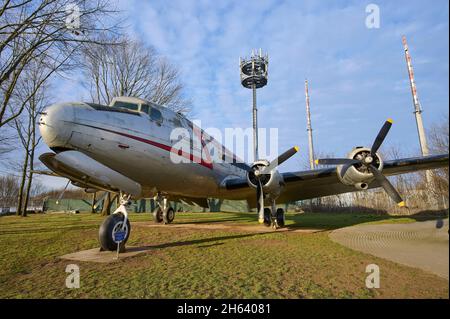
[305,79,316,170]
[402,36,431,183]
[240,49,269,161]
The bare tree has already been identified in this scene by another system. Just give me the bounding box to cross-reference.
[11,58,51,216]
[429,115,449,154]
[0,0,122,128]
[0,128,15,157]
[83,37,191,114]
[428,116,449,205]
[0,174,19,207]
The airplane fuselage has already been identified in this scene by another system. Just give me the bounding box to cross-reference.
[39,100,249,200]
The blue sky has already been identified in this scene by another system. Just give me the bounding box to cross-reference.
[119,0,448,163]
[12,0,450,189]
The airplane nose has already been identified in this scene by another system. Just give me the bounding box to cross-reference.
[39,103,76,149]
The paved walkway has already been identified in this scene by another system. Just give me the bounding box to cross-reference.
[330,219,449,279]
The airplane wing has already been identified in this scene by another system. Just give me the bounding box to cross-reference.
[30,170,61,177]
[224,154,449,206]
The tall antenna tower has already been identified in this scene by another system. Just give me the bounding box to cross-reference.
[402,36,430,156]
[304,79,315,170]
[240,49,269,161]
[402,36,431,183]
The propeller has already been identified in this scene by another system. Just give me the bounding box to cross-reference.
[248,146,300,220]
[315,119,406,207]
[260,146,299,174]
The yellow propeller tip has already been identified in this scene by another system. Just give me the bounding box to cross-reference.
[294,146,299,152]
[398,201,406,207]
[387,118,394,124]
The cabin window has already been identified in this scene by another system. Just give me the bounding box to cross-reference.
[172,117,182,128]
[150,108,163,123]
[113,101,139,111]
[141,104,150,114]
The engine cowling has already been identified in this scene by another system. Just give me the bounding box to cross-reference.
[246,160,285,199]
[337,147,384,190]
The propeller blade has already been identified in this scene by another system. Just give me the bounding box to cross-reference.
[371,119,393,154]
[233,162,253,173]
[368,165,405,207]
[315,158,360,166]
[262,146,299,173]
[276,146,300,167]
[256,180,264,221]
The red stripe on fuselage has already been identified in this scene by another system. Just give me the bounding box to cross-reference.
[75,123,213,170]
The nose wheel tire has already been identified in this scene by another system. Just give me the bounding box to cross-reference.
[163,207,175,224]
[99,213,131,251]
[276,208,285,228]
[152,207,163,223]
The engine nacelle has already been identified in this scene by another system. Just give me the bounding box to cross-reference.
[246,160,285,199]
[337,147,383,189]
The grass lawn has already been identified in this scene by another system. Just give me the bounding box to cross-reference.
[0,211,447,298]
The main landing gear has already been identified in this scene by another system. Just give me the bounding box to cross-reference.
[99,194,131,251]
[152,193,175,224]
[263,200,285,229]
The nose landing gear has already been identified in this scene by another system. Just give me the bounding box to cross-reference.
[99,194,131,251]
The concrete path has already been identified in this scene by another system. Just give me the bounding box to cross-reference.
[330,219,449,279]
[60,246,147,263]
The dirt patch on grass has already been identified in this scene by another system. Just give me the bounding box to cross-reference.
[133,221,323,233]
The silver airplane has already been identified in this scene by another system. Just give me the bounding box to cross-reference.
[38,96,449,251]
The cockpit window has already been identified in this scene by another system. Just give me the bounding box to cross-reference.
[150,108,163,123]
[141,104,150,114]
[86,102,140,116]
[112,101,139,111]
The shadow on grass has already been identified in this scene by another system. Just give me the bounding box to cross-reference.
[0,224,98,236]
[173,212,255,225]
[284,209,449,231]
[146,209,449,231]
[408,209,449,221]
[175,217,254,225]
[128,232,265,252]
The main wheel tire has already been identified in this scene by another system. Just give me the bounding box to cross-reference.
[163,207,175,224]
[152,207,163,223]
[99,213,131,251]
[276,208,285,227]
[263,208,271,227]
